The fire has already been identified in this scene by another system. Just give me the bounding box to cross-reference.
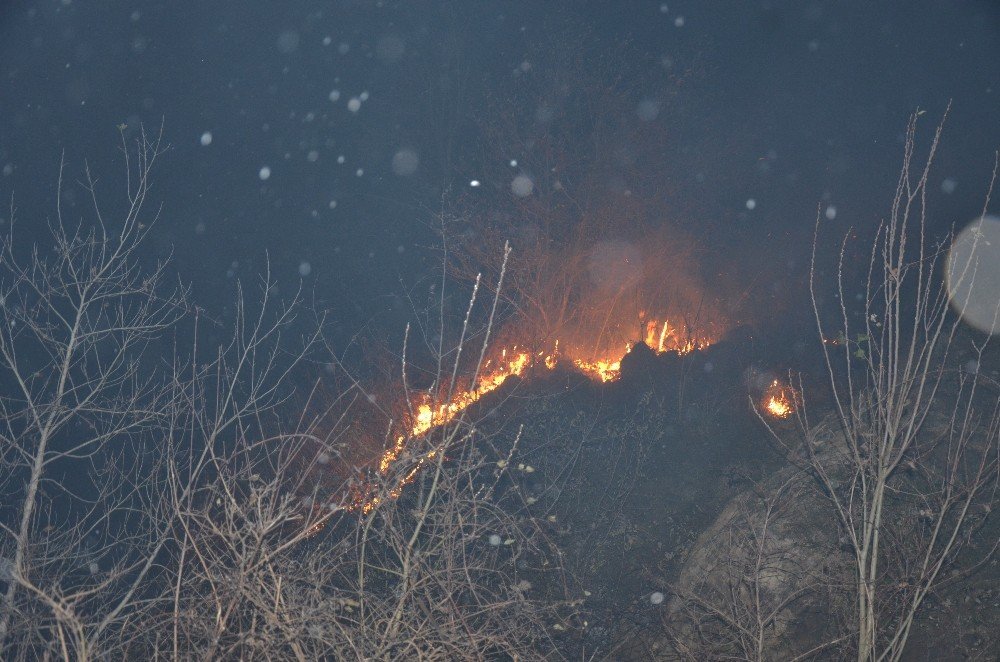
[644,319,712,355]
[377,347,533,476]
[763,379,794,419]
[355,319,716,513]
[570,319,712,382]
[572,348,626,383]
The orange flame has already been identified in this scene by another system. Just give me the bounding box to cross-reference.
[763,379,794,419]
[644,319,712,355]
[375,347,533,475]
[355,320,715,513]
[572,349,626,382]
[570,319,712,382]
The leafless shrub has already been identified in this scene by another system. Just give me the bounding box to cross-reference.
[0,128,186,659]
[0,133,570,660]
[754,108,1000,661]
[665,471,850,661]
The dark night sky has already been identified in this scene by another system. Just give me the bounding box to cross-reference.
[1,0,998,360]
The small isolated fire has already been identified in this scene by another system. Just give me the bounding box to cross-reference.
[763,379,795,419]
[354,318,716,513]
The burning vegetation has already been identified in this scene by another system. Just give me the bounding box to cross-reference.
[343,51,747,513]
[763,379,795,419]
[354,313,718,513]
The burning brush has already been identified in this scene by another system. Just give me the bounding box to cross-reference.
[351,318,717,513]
[763,379,796,419]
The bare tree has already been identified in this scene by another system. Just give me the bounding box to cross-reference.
[0,135,571,660]
[757,109,1000,661]
[0,129,187,658]
[665,464,852,661]
[148,239,571,660]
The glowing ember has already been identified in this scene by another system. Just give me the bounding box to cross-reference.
[763,379,794,419]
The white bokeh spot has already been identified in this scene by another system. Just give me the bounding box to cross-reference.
[946,215,1000,335]
[511,174,534,197]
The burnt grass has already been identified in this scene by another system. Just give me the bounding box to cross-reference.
[460,330,794,654]
[449,325,1000,659]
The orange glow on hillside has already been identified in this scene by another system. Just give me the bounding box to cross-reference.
[376,347,533,476]
[350,319,716,513]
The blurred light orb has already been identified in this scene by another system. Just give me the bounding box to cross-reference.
[391,148,419,176]
[0,557,12,581]
[375,34,405,63]
[258,166,271,180]
[511,174,534,197]
[535,104,554,124]
[199,131,212,146]
[276,30,300,54]
[650,591,665,605]
[946,215,1000,335]
[587,240,642,288]
[637,99,661,122]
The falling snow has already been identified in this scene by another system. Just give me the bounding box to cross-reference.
[391,148,419,176]
[511,174,534,197]
[2,5,997,654]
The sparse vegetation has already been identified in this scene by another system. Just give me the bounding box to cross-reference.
[0,133,570,660]
[666,110,1000,661]
[2,113,997,661]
